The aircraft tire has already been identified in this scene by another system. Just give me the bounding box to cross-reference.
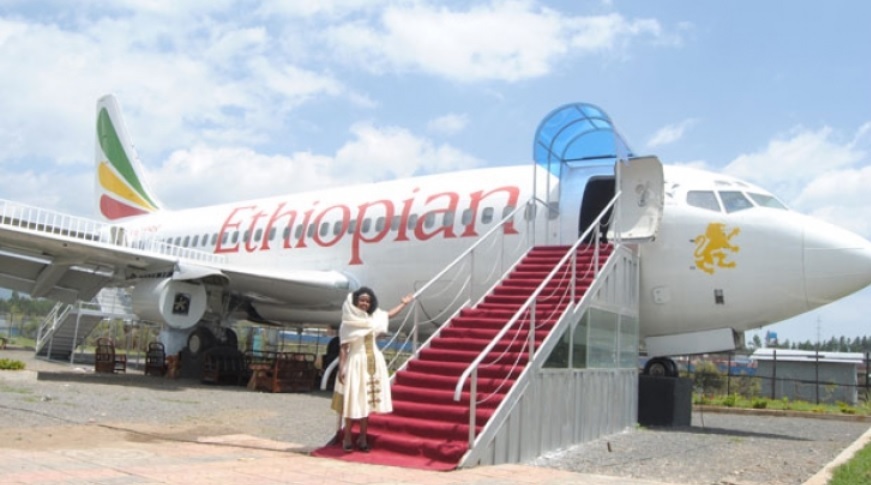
[187,327,216,357]
[644,357,678,377]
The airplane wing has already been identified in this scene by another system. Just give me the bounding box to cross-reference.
[0,200,350,318]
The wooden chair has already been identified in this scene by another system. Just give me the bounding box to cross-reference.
[145,342,167,377]
[94,338,127,374]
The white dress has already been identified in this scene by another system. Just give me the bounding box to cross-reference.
[331,296,393,419]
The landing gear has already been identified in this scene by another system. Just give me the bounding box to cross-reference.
[187,327,216,357]
[643,357,679,377]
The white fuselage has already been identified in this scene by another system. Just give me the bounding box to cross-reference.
[117,163,871,346]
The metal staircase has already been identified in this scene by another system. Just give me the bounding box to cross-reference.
[35,288,137,361]
[315,195,642,470]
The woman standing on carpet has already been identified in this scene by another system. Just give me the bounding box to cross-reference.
[332,287,412,452]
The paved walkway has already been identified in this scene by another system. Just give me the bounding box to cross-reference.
[1,432,676,485]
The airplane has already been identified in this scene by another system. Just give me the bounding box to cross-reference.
[1,95,870,378]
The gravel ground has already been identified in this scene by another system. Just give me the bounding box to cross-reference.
[2,348,870,484]
[531,411,869,485]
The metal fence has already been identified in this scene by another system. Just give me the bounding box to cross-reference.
[675,350,871,406]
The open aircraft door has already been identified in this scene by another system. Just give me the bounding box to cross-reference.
[608,156,664,242]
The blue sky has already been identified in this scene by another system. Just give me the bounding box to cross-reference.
[1,1,869,345]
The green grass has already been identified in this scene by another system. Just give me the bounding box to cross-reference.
[830,440,871,485]
[693,393,871,416]
[0,358,26,370]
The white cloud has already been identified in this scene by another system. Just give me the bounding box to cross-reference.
[646,119,697,148]
[723,125,867,204]
[722,123,871,237]
[426,114,469,136]
[325,1,669,82]
[142,123,484,209]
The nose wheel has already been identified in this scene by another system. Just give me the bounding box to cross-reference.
[643,357,679,377]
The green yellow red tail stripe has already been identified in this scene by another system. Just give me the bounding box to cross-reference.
[95,95,162,220]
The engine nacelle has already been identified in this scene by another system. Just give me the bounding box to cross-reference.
[131,278,207,329]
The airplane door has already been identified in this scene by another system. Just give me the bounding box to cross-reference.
[608,156,664,242]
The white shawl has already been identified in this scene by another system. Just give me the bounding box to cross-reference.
[339,293,388,344]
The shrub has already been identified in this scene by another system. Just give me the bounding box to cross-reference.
[751,398,768,409]
[0,358,26,370]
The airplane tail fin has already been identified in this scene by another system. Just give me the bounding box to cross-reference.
[95,94,162,220]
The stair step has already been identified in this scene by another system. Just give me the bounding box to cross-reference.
[391,384,502,407]
[364,427,469,464]
[418,347,528,365]
[395,370,517,393]
[390,400,494,425]
[369,413,479,443]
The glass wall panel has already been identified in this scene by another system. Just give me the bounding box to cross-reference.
[619,315,638,369]
[571,311,588,369]
[543,325,570,368]
[588,308,617,368]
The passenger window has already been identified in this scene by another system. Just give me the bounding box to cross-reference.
[443,211,454,227]
[407,214,418,230]
[502,205,515,221]
[307,224,315,238]
[524,203,537,221]
[391,215,401,231]
[423,213,435,228]
[231,231,239,244]
[269,228,276,241]
[347,220,357,234]
[282,227,290,242]
[254,228,263,241]
[362,218,371,233]
[174,237,181,246]
[686,191,722,212]
[243,230,250,242]
[482,207,494,224]
[319,222,328,237]
[376,217,385,232]
[294,225,303,239]
[719,191,753,213]
[333,221,342,235]
[461,209,472,225]
[221,232,228,244]
[192,235,199,247]
[183,236,190,247]
[211,233,218,245]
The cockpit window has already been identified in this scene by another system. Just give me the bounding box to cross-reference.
[686,191,722,212]
[747,193,787,210]
[719,191,754,213]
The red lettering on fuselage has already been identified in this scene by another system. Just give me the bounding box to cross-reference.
[210,184,523,265]
[215,205,255,253]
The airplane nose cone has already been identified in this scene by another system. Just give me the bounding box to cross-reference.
[804,219,871,306]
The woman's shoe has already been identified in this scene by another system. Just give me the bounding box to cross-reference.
[342,441,354,453]
[356,440,370,453]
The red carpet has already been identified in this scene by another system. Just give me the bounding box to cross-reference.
[311,244,611,470]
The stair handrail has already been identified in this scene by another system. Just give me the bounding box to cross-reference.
[381,198,549,359]
[35,301,73,354]
[452,190,621,446]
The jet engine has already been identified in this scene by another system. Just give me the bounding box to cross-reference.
[131,278,207,329]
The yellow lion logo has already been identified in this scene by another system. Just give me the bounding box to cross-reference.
[694,223,740,274]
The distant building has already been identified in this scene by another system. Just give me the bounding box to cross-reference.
[751,349,865,405]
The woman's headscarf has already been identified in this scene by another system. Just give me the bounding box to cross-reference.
[339,291,388,344]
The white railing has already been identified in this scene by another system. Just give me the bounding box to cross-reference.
[380,198,550,370]
[0,199,227,264]
[36,301,72,352]
[452,191,621,447]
